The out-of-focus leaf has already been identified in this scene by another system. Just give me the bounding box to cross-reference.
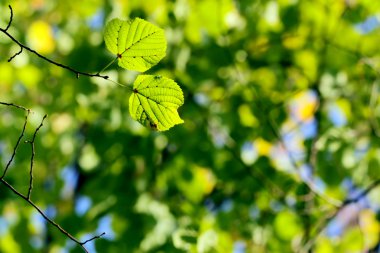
[27,21,55,54]
[274,211,302,241]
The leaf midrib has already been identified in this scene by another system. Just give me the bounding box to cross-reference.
[119,30,160,56]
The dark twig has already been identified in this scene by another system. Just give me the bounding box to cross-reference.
[8,47,23,62]
[0,5,109,80]
[80,232,106,245]
[0,101,29,111]
[0,177,91,253]
[26,114,47,200]
[300,178,380,252]
[268,113,342,207]
[343,178,380,205]
[1,112,29,179]
[1,4,109,251]
[0,104,104,252]
[246,84,342,207]
[4,5,13,31]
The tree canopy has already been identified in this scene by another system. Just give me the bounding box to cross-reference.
[1,0,380,252]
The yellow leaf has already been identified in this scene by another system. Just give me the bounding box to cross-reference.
[238,104,258,127]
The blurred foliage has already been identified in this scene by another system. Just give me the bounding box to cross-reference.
[1,0,380,252]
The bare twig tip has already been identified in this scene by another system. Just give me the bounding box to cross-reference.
[80,232,106,245]
[5,5,13,32]
[8,47,23,62]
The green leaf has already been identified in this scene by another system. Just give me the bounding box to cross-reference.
[104,18,167,72]
[129,75,184,131]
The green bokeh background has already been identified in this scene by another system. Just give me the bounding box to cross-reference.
[1,0,380,252]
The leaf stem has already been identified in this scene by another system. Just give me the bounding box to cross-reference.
[106,78,130,88]
[97,57,118,74]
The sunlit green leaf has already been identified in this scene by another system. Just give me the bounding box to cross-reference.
[104,18,167,72]
[129,75,184,131]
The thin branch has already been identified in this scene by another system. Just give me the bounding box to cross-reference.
[0,101,30,111]
[0,5,109,80]
[247,83,342,208]
[0,101,30,178]
[223,19,342,208]
[269,116,342,208]
[0,105,104,252]
[298,18,380,250]
[224,24,342,207]
[0,178,90,253]
[26,114,47,200]
[1,112,29,179]
[8,47,23,62]
[80,232,106,245]
[4,5,13,31]
[343,178,380,205]
[1,4,111,251]
[300,178,380,253]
